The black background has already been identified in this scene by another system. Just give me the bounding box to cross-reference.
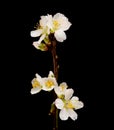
[4,2,106,130]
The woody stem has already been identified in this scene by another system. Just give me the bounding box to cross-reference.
[51,38,59,130]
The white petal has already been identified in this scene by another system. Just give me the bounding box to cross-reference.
[37,34,46,44]
[54,86,61,96]
[54,30,66,42]
[30,29,42,37]
[48,71,54,77]
[74,101,84,110]
[40,16,48,27]
[60,21,72,31]
[70,96,84,109]
[65,89,74,100]
[46,14,53,29]
[30,87,42,94]
[59,82,68,90]
[55,98,64,109]
[40,14,53,29]
[59,108,69,120]
[32,34,46,49]
[67,109,78,121]
[71,96,79,101]
[35,74,44,85]
[53,13,64,20]
[35,73,42,79]
[54,82,68,96]
[33,41,41,49]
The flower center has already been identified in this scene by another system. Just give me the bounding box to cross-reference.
[59,94,65,99]
[32,79,40,88]
[61,85,66,91]
[65,101,74,109]
[45,80,54,88]
[53,20,60,30]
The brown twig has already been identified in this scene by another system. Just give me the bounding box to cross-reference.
[51,36,59,130]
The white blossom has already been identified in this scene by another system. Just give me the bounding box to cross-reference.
[30,13,72,51]
[52,13,72,42]
[31,71,57,94]
[30,15,52,50]
[31,73,43,94]
[42,77,58,91]
[55,89,84,120]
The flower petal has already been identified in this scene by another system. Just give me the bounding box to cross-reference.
[30,29,42,37]
[48,71,54,77]
[71,96,79,101]
[60,21,72,31]
[74,101,84,110]
[30,87,42,94]
[35,73,44,85]
[67,109,78,120]
[37,34,46,44]
[40,15,52,28]
[54,86,61,96]
[35,73,42,80]
[65,88,74,100]
[71,96,84,109]
[40,16,48,27]
[46,14,53,29]
[54,82,68,97]
[32,34,46,49]
[33,41,40,49]
[54,30,66,42]
[59,82,68,89]
[55,98,64,109]
[59,108,69,120]
[53,13,64,20]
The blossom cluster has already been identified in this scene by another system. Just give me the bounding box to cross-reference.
[30,13,72,51]
[30,13,84,121]
[31,71,84,121]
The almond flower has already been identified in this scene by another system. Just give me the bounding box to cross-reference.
[51,13,72,42]
[31,73,43,94]
[30,14,52,50]
[42,71,58,91]
[30,13,72,51]
[31,71,57,94]
[55,89,84,121]
[54,82,68,98]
